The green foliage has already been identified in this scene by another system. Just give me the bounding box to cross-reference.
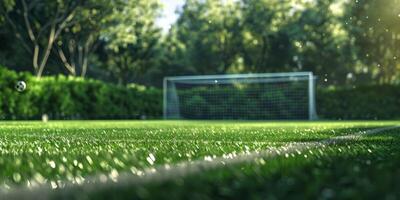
[2,0,400,86]
[345,0,400,84]
[3,65,400,120]
[176,83,400,120]
[99,0,163,85]
[0,66,35,119]
[0,0,87,77]
[318,85,400,119]
[0,0,163,80]
[0,66,161,119]
[172,0,243,74]
[54,0,115,76]
[0,0,400,86]
[0,0,14,23]
[165,0,357,85]
[100,0,162,51]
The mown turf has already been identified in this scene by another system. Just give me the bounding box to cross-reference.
[0,120,399,199]
[55,128,400,200]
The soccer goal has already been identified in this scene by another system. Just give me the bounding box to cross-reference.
[163,72,317,120]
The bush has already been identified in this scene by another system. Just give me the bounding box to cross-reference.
[2,65,400,120]
[0,66,162,120]
[175,84,400,120]
[317,85,400,120]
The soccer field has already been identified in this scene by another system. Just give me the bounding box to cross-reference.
[1,121,400,199]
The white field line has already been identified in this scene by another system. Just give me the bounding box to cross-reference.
[2,125,400,200]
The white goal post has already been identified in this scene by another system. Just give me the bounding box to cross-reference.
[163,72,317,120]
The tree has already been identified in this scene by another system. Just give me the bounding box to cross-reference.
[105,31,162,85]
[0,0,14,24]
[0,0,31,71]
[154,26,193,84]
[284,0,356,85]
[239,0,356,84]
[54,0,114,77]
[172,0,354,84]
[240,0,289,72]
[0,25,31,71]
[174,0,243,74]
[0,0,83,78]
[345,0,400,84]
[100,0,163,85]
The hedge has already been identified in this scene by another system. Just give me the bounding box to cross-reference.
[173,84,400,120]
[0,66,162,120]
[2,65,400,120]
[317,85,400,120]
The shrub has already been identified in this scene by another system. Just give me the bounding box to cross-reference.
[2,65,400,120]
[175,84,400,120]
[0,66,162,120]
[317,85,400,120]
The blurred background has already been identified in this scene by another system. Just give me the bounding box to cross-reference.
[0,0,400,120]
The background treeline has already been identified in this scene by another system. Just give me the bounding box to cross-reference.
[1,0,400,86]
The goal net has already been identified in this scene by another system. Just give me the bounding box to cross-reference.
[163,72,317,120]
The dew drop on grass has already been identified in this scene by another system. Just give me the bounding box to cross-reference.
[28,161,35,169]
[15,158,22,166]
[74,175,85,185]
[12,173,21,183]
[49,160,56,169]
[58,164,66,173]
[99,174,108,183]
[51,181,58,189]
[78,163,84,169]
[146,153,156,165]
[109,169,119,181]
[86,156,93,165]
[33,173,45,184]
[26,180,31,188]
[204,156,213,161]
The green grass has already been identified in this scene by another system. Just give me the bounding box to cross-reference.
[92,130,400,200]
[0,120,399,199]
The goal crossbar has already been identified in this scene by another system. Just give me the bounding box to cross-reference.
[165,72,312,81]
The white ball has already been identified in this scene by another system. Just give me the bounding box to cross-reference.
[15,81,27,92]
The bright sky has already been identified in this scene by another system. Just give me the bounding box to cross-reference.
[157,0,185,33]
